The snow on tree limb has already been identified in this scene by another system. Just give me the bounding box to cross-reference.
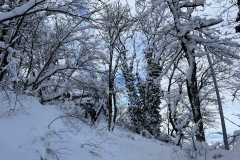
[0,0,46,23]
[179,0,205,8]
[0,41,19,55]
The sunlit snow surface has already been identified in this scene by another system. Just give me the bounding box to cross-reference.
[0,92,239,160]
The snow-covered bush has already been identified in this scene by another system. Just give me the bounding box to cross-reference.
[228,130,240,149]
[183,140,210,159]
[60,100,82,117]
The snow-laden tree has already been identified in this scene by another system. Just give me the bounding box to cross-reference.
[96,1,133,131]
[0,0,82,83]
[118,0,171,139]
[0,0,104,102]
[21,16,99,100]
[164,0,239,142]
[125,0,239,144]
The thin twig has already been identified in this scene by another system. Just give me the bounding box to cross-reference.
[224,116,240,127]
[48,114,89,128]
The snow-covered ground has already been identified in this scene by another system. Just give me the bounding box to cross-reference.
[0,92,239,160]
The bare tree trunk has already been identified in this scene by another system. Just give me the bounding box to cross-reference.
[236,0,240,32]
[108,83,113,131]
[184,48,205,142]
[108,51,113,131]
[0,27,8,82]
[0,52,8,82]
[112,93,117,131]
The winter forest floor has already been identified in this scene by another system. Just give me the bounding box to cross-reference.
[0,92,239,160]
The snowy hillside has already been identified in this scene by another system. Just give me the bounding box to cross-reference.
[0,92,239,160]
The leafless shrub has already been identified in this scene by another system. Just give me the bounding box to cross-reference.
[81,139,104,158]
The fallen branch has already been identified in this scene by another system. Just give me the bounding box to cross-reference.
[48,114,89,128]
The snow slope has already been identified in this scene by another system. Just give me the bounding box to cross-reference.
[0,92,239,160]
[220,139,240,160]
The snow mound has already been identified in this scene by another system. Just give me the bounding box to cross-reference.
[0,92,190,160]
[8,92,240,160]
[219,138,240,160]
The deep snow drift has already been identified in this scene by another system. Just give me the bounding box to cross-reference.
[0,92,239,160]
